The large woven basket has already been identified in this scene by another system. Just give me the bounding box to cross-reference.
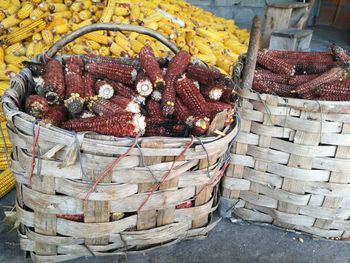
[2,24,238,262]
[222,59,350,239]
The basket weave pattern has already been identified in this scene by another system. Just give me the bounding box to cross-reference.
[222,87,350,239]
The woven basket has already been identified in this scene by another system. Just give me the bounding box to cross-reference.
[222,58,350,239]
[2,24,238,262]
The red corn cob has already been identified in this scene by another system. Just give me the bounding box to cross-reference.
[82,55,141,70]
[331,44,350,63]
[82,73,96,98]
[254,69,289,84]
[109,95,141,113]
[62,113,145,137]
[288,74,319,86]
[186,63,225,84]
[191,116,210,136]
[139,44,165,90]
[175,97,192,121]
[146,99,163,118]
[201,85,223,101]
[95,80,114,99]
[57,214,84,222]
[43,59,65,104]
[316,79,350,100]
[85,62,137,85]
[145,118,188,137]
[220,87,238,104]
[206,101,233,119]
[176,200,193,209]
[135,71,153,97]
[25,95,49,118]
[88,96,125,116]
[64,56,85,116]
[106,80,145,104]
[42,104,67,127]
[267,50,334,64]
[296,65,350,99]
[294,62,336,75]
[162,51,191,117]
[257,51,295,76]
[176,77,207,117]
[252,79,295,97]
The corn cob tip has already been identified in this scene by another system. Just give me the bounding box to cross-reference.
[191,116,210,136]
[97,83,114,99]
[64,93,85,115]
[45,91,60,105]
[151,89,162,101]
[132,113,146,136]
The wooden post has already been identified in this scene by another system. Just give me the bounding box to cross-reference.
[241,16,262,90]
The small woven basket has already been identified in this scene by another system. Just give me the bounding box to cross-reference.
[222,50,350,240]
[2,24,238,262]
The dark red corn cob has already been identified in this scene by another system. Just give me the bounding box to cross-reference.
[176,200,193,209]
[316,79,350,100]
[288,74,319,86]
[186,63,225,84]
[146,99,163,118]
[139,44,165,90]
[252,79,295,97]
[220,87,238,104]
[135,71,153,97]
[296,65,350,99]
[162,51,191,117]
[254,69,289,84]
[88,96,125,116]
[25,95,49,118]
[206,101,233,119]
[57,214,84,222]
[294,62,336,75]
[95,80,114,99]
[331,44,350,63]
[64,56,85,116]
[191,116,210,136]
[267,50,334,64]
[145,118,188,137]
[42,104,67,127]
[106,80,145,104]
[176,77,207,117]
[82,55,141,70]
[257,51,295,76]
[82,73,96,98]
[62,113,145,137]
[43,59,65,104]
[175,97,192,121]
[109,95,141,113]
[85,63,137,85]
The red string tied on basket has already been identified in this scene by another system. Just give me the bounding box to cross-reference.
[84,135,140,200]
[29,123,40,187]
[137,135,195,212]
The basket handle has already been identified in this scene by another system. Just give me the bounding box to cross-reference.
[46,23,180,58]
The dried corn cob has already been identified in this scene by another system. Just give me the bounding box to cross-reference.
[176,77,207,117]
[316,79,350,100]
[163,51,191,117]
[254,69,290,84]
[206,101,233,119]
[296,65,350,99]
[64,56,85,115]
[95,80,114,99]
[294,62,337,75]
[85,62,137,85]
[43,59,65,104]
[82,55,141,70]
[109,95,141,114]
[57,214,84,222]
[18,2,35,19]
[186,63,225,84]
[267,50,335,64]
[88,96,125,116]
[82,73,96,98]
[257,51,295,76]
[0,169,15,198]
[62,113,145,137]
[145,118,188,137]
[136,71,153,97]
[25,95,49,118]
[331,44,350,63]
[42,104,67,126]
[146,99,163,119]
[106,80,144,104]
[139,45,165,90]
[191,116,210,136]
[288,74,319,86]
[253,79,295,97]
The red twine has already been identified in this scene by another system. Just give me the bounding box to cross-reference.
[29,124,40,187]
[137,135,195,212]
[84,135,140,200]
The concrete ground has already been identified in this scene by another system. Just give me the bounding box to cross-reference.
[1,26,350,263]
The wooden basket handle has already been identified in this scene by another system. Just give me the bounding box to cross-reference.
[46,23,180,58]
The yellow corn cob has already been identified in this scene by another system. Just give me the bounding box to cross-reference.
[72,44,91,55]
[42,29,54,46]
[114,6,129,16]
[130,39,143,53]
[136,35,153,45]
[0,81,10,91]
[52,23,70,34]
[143,11,163,24]
[32,32,43,42]
[31,0,43,3]
[19,18,33,28]
[89,5,99,14]
[64,0,73,6]
[141,8,154,17]
[4,55,27,68]
[129,32,139,40]
[114,32,131,50]
[176,37,186,48]
[53,34,61,44]
[194,37,212,55]
[0,71,10,81]
[0,10,6,21]
[216,57,234,74]
[0,0,10,9]
[26,42,35,59]
[99,46,110,56]
[38,2,49,12]
[70,2,82,12]
[17,2,35,19]
[0,15,21,29]
[0,47,4,63]
[94,10,103,19]
[79,10,92,20]
[6,64,20,74]
[109,42,123,56]
[70,18,93,30]
[33,41,44,57]
[100,0,116,23]
[0,63,5,71]
[80,0,92,9]
[0,18,47,45]
[83,32,111,45]
[5,43,26,56]
[70,13,81,23]
[189,46,199,56]
[130,4,140,21]
[79,39,101,50]
[196,27,222,42]
[49,3,68,12]
[143,22,158,31]
[49,10,72,20]
[0,169,15,198]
